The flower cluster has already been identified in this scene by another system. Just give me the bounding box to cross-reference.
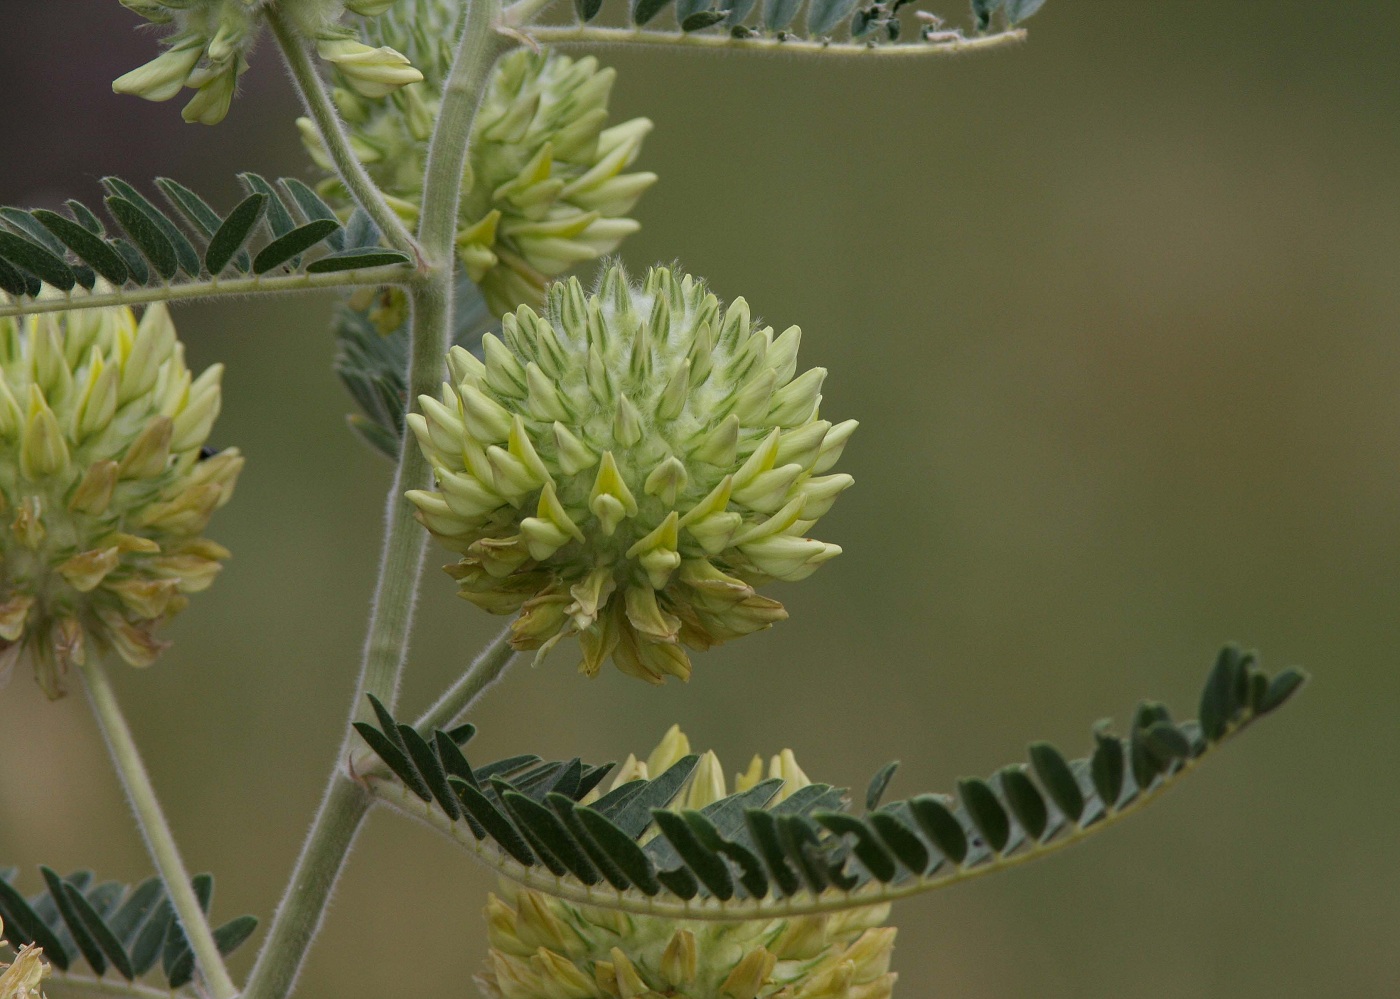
[1,914,50,998]
[477,729,897,999]
[0,303,242,698]
[115,0,421,125]
[407,264,855,684]
[302,33,655,315]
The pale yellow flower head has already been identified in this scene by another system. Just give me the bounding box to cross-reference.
[478,729,897,999]
[0,303,242,698]
[407,264,856,684]
[115,0,419,124]
[302,25,655,316]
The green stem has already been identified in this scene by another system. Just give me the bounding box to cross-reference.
[414,625,517,734]
[416,0,509,261]
[524,24,1027,56]
[48,971,195,999]
[240,279,439,999]
[0,265,413,320]
[77,659,238,999]
[243,6,510,999]
[266,7,424,265]
[501,0,560,28]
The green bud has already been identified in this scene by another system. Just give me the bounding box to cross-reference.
[408,264,855,685]
[315,34,424,98]
[0,298,242,698]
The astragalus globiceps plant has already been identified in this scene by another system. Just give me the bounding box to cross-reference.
[0,2,1306,999]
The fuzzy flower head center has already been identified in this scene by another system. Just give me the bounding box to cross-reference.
[407,264,856,684]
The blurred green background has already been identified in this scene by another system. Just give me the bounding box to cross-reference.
[2,3,1397,997]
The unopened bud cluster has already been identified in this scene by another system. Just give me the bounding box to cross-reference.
[0,303,242,698]
[478,729,896,999]
[408,264,855,684]
[0,917,49,999]
[115,0,421,125]
[303,37,655,315]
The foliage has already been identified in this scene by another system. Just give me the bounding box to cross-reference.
[0,866,256,991]
[0,176,412,318]
[557,0,1043,47]
[354,646,1305,916]
[333,272,493,457]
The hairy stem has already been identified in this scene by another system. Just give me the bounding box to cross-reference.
[239,774,368,999]
[243,5,510,999]
[77,659,238,999]
[48,972,197,999]
[266,7,424,265]
[240,277,440,999]
[524,24,1026,56]
[416,0,508,261]
[0,265,413,319]
[502,0,560,28]
[414,626,518,735]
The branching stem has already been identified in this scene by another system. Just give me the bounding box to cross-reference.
[243,5,513,999]
[266,7,425,266]
[77,659,238,999]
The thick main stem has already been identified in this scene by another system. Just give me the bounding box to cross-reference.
[243,6,512,999]
[266,7,423,264]
[239,279,438,999]
[78,659,239,999]
[416,0,507,259]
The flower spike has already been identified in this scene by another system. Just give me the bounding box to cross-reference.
[407,264,856,684]
[0,301,242,697]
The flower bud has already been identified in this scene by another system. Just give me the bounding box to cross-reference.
[315,35,423,98]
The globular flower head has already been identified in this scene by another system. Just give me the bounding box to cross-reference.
[115,0,419,125]
[302,21,655,316]
[0,303,242,698]
[477,730,897,999]
[2,915,51,998]
[407,264,856,684]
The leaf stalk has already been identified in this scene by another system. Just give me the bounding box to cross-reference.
[413,625,518,735]
[523,24,1026,56]
[0,265,413,319]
